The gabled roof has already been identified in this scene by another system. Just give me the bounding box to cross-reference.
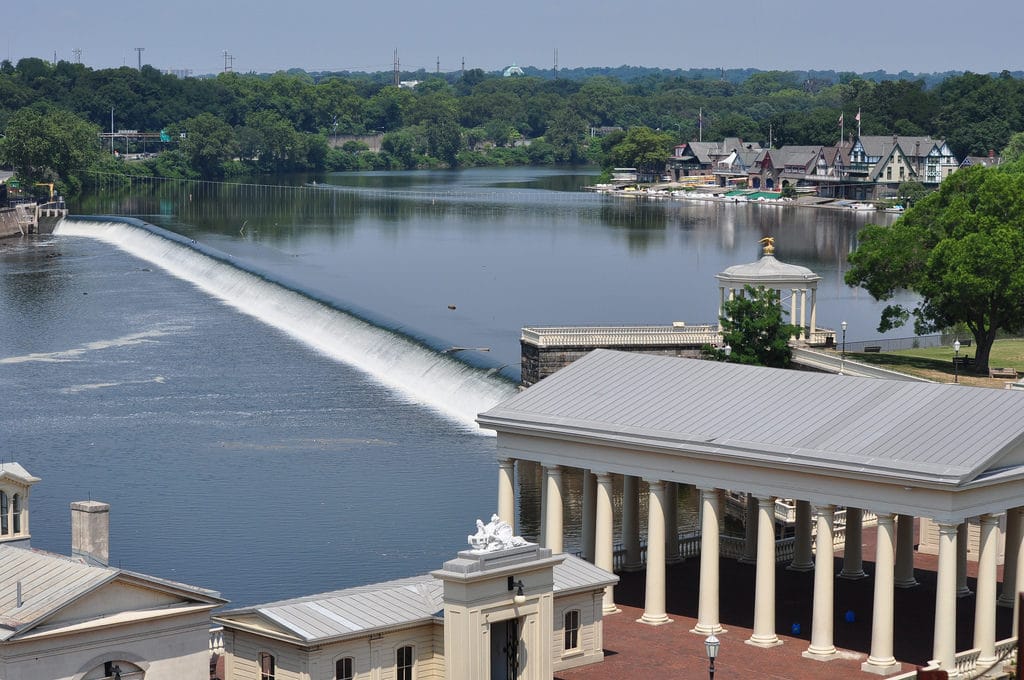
[857,135,950,160]
[215,555,616,645]
[0,545,224,642]
[477,350,1024,489]
[0,463,40,487]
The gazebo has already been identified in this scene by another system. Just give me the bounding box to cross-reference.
[715,237,824,343]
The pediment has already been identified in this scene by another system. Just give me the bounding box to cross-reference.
[42,578,205,628]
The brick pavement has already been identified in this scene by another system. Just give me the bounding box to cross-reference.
[557,525,1014,679]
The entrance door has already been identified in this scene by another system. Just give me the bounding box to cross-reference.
[490,617,520,680]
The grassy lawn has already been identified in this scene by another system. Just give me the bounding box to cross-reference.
[837,338,1024,387]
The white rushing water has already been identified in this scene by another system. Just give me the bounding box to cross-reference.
[55,219,517,431]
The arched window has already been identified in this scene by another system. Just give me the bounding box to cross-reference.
[335,656,354,680]
[258,651,275,680]
[396,645,414,680]
[11,494,20,534]
[564,609,581,651]
[0,491,8,535]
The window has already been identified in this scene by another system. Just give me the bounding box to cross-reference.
[258,652,275,680]
[11,494,20,534]
[564,609,581,651]
[0,491,7,535]
[396,645,414,680]
[335,657,353,680]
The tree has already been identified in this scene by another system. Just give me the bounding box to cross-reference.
[718,285,800,368]
[1002,131,1024,163]
[607,126,674,175]
[0,106,101,193]
[846,164,1024,372]
[178,112,237,178]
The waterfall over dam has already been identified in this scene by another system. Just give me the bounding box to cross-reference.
[55,218,517,431]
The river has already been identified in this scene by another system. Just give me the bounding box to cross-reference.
[0,167,909,606]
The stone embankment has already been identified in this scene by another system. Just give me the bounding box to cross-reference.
[0,207,28,239]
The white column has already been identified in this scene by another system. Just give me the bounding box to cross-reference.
[974,514,998,669]
[594,472,619,615]
[788,500,814,572]
[692,487,723,635]
[810,287,818,337]
[840,507,867,579]
[582,471,596,562]
[623,475,642,571]
[539,464,547,547]
[497,458,515,528]
[799,289,807,339]
[999,508,1022,608]
[747,495,782,647]
[862,513,901,675]
[543,464,563,554]
[789,288,797,327]
[639,480,671,625]
[933,521,959,672]
[894,514,918,588]
[718,287,726,326]
[957,522,973,597]
[740,493,758,564]
[803,504,837,660]
[1016,508,1024,636]
[665,482,680,563]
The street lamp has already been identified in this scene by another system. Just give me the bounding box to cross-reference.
[723,344,732,360]
[839,321,848,375]
[953,339,961,384]
[705,634,720,680]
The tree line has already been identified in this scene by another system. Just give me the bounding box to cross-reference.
[3,57,1024,195]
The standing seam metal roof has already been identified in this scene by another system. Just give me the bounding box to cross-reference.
[477,350,1024,486]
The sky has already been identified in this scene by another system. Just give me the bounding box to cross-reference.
[7,1,1024,77]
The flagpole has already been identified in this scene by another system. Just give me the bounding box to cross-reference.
[699,107,703,142]
[857,107,861,138]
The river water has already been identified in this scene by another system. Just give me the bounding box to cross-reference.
[0,167,908,606]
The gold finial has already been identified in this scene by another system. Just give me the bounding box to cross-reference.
[759,236,775,255]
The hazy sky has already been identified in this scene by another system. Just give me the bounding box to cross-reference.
[8,1,1024,76]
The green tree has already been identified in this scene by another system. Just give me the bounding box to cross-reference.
[718,285,800,367]
[1002,131,1024,163]
[178,112,237,178]
[0,106,101,193]
[608,126,674,175]
[425,112,463,167]
[896,180,928,207]
[846,164,1024,371]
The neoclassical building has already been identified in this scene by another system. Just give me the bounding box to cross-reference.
[0,463,226,680]
[477,349,1024,677]
[215,533,617,680]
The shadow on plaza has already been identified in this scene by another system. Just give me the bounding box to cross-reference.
[612,556,1014,667]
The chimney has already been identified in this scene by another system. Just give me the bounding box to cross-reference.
[71,500,110,566]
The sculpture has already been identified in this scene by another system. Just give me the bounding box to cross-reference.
[467,514,529,552]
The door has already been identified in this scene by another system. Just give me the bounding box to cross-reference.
[490,617,520,680]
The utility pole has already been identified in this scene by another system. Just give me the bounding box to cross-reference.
[223,50,234,73]
[72,48,82,64]
[553,48,558,79]
[393,49,400,86]
[110,107,115,154]
[135,47,144,70]
[461,57,465,78]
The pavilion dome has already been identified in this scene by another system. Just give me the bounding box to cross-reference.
[715,238,821,287]
[503,64,525,77]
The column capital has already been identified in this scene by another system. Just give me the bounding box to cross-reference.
[812,503,836,516]
[593,470,612,481]
[935,520,961,535]
[979,513,999,527]
[542,462,563,472]
[874,511,895,523]
[497,457,515,469]
[643,478,665,489]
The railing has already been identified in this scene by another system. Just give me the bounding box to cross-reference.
[611,531,798,571]
[210,626,224,653]
[885,637,1016,679]
[521,324,720,348]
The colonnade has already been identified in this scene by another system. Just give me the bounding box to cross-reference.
[495,458,1024,676]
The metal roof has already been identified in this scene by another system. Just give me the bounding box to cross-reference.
[716,254,821,286]
[0,463,40,486]
[0,545,224,641]
[477,350,1024,487]
[215,555,616,644]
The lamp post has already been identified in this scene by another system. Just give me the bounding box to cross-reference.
[723,344,731,360]
[705,633,720,680]
[953,339,961,384]
[839,321,847,375]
